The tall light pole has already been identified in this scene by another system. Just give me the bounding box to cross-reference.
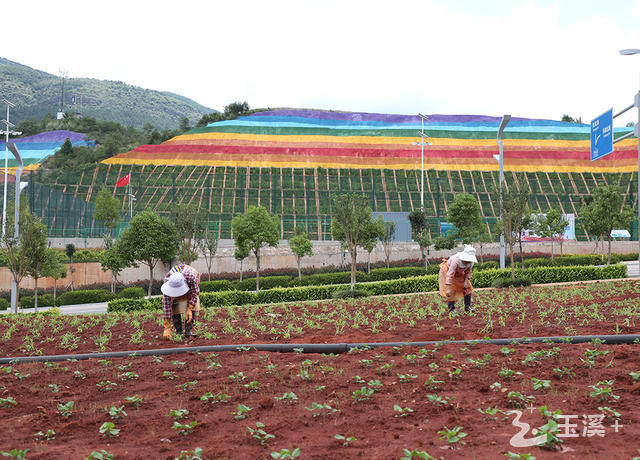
[6,142,23,313]
[619,49,640,265]
[412,113,431,211]
[1,98,16,237]
[497,115,511,270]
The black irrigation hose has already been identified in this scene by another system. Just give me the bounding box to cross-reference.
[1,334,639,364]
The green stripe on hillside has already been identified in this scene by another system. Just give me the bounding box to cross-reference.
[187,125,591,141]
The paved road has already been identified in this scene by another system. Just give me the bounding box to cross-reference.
[622,260,640,277]
[0,302,108,315]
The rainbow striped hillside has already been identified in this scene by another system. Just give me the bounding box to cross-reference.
[104,109,637,173]
[0,130,94,170]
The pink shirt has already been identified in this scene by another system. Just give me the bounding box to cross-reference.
[445,255,473,285]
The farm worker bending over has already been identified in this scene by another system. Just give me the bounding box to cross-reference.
[161,264,201,339]
[438,245,477,313]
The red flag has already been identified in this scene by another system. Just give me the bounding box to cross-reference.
[116,174,130,188]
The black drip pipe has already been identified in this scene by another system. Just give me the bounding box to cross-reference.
[1,334,638,365]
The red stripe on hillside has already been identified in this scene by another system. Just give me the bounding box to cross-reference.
[112,151,638,167]
[128,144,637,161]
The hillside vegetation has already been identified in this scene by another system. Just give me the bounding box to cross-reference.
[0,57,214,129]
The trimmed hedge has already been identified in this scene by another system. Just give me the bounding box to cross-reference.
[103,264,627,312]
[108,298,158,312]
[56,289,115,307]
[19,294,56,309]
[0,298,9,310]
[235,276,292,291]
[491,277,532,288]
[117,287,146,299]
[200,280,236,292]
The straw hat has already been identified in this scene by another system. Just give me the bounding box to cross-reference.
[456,244,478,264]
[161,272,189,297]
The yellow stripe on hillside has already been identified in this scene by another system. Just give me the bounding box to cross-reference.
[101,157,637,173]
[167,132,638,149]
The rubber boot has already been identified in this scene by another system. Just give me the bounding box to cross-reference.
[184,312,198,338]
[464,294,472,313]
[172,314,184,335]
[448,301,456,313]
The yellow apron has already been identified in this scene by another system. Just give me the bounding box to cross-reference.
[438,260,473,302]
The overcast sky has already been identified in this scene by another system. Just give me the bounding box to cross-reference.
[4,0,640,124]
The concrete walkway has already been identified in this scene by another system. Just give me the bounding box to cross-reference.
[0,302,108,316]
[622,260,640,277]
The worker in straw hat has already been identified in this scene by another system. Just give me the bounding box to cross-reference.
[160,264,201,339]
[438,244,477,313]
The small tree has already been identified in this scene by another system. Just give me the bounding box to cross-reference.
[23,215,49,311]
[581,185,633,265]
[359,215,385,274]
[99,241,128,293]
[447,193,482,244]
[289,227,313,280]
[380,221,396,268]
[116,210,180,296]
[517,211,533,269]
[534,209,567,261]
[234,244,250,282]
[65,243,76,290]
[93,187,121,237]
[331,194,374,290]
[474,224,492,265]
[415,228,431,269]
[231,206,279,291]
[497,180,531,278]
[198,229,218,281]
[171,203,206,265]
[49,263,67,305]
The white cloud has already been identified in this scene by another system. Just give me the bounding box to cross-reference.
[3,0,640,124]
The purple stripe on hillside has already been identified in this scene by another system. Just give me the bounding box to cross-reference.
[11,130,88,143]
[249,109,537,124]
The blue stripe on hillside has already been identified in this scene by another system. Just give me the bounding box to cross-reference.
[237,115,583,129]
[206,119,633,135]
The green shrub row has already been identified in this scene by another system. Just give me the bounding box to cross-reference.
[109,264,626,312]
[19,294,56,309]
[56,289,115,307]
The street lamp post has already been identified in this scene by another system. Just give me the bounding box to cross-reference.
[412,113,431,211]
[497,115,511,270]
[1,98,16,237]
[6,142,23,313]
[619,49,640,266]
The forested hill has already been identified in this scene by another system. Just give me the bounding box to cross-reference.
[0,57,214,129]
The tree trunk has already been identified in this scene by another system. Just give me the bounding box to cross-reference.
[350,246,357,290]
[255,249,261,291]
[207,260,212,281]
[510,243,515,279]
[518,236,524,269]
[479,242,484,265]
[239,260,244,282]
[607,236,612,265]
[147,261,154,297]
[110,271,115,294]
[34,276,39,312]
[422,248,428,270]
[367,251,371,274]
[297,256,302,280]
[53,278,57,304]
[69,263,75,291]
[385,244,391,269]
[559,237,563,256]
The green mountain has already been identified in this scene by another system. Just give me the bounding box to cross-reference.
[0,57,215,129]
